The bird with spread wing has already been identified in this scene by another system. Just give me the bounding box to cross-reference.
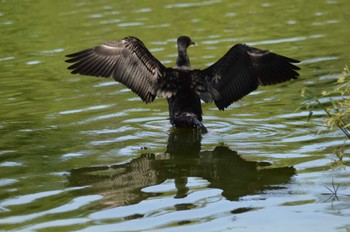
[66,36,300,132]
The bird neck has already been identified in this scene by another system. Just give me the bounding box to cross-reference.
[176,48,191,69]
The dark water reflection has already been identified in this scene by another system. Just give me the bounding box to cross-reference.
[69,130,295,207]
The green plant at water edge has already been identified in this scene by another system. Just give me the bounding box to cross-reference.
[301,65,350,138]
[300,66,350,158]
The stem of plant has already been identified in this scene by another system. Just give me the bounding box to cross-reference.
[316,99,350,139]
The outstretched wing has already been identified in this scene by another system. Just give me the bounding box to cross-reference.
[65,36,166,103]
[200,44,300,110]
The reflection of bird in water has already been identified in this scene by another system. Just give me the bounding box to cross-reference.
[66,36,300,132]
[68,130,295,207]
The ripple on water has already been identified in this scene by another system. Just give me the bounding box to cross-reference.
[0,178,18,187]
[81,126,134,135]
[58,104,115,115]
[89,134,139,146]
[118,22,144,27]
[61,152,87,159]
[0,56,15,61]
[26,60,41,65]
[88,188,224,221]
[165,0,221,8]
[1,190,67,208]
[143,177,210,193]
[133,8,152,13]
[0,161,23,167]
[21,218,90,232]
[77,112,127,125]
[0,188,99,224]
[40,48,64,54]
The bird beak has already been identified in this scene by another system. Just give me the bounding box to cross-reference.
[191,41,196,46]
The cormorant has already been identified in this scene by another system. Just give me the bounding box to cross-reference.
[66,36,300,132]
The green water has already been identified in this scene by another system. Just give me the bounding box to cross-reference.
[1,0,350,231]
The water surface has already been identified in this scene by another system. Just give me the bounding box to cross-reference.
[1,0,350,231]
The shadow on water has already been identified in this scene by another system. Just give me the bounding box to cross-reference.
[68,130,295,207]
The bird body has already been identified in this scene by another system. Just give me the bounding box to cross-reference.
[66,36,300,132]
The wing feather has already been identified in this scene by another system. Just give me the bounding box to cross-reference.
[66,36,166,103]
[201,44,300,110]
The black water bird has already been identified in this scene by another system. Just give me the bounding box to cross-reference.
[66,36,300,132]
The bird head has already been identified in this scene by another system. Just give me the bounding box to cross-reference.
[177,36,195,49]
